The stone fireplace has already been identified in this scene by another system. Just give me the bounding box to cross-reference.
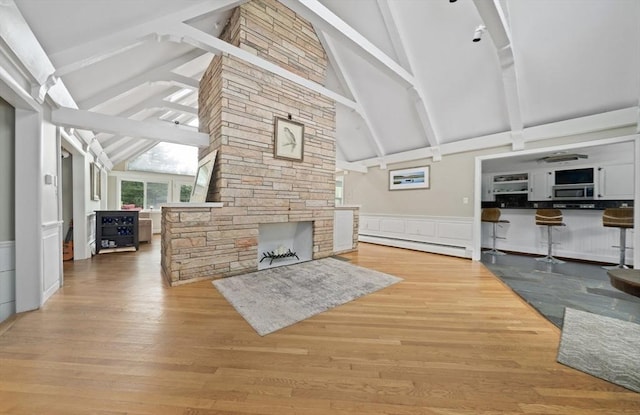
[161,0,339,286]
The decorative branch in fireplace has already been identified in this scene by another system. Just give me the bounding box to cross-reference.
[260,248,299,265]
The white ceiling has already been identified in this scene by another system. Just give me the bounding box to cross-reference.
[10,0,640,169]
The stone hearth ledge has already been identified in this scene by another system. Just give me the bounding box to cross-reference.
[162,203,223,208]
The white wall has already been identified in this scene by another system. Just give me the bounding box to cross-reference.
[344,127,637,217]
[344,147,504,217]
[15,108,42,313]
[41,121,61,302]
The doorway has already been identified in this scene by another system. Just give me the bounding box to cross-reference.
[61,148,73,261]
[0,96,16,323]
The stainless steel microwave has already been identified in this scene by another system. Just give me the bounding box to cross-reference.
[552,184,594,200]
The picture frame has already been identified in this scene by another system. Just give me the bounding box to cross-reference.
[389,166,430,191]
[90,162,101,201]
[190,150,217,203]
[274,117,304,162]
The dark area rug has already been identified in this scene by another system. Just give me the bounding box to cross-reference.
[481,253,640,328]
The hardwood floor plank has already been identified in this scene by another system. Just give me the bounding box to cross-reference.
[0,240,638,414]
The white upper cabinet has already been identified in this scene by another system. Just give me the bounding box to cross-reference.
[596,163,634,199]
[529,170,554,201]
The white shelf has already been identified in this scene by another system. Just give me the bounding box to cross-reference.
[493,179,528,184]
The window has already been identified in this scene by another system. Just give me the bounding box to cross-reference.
[121,180,143,208]
[335,176,344,206]
[146,182,168,209]
[180,184,193,202]
[120,180,170,209]
[127,142,198,176]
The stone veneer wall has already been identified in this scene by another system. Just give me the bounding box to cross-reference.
[162,0,336,285]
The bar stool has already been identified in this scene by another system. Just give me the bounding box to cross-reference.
[535,208,565,264]
[481,208,509,255]
[602,207,633,269]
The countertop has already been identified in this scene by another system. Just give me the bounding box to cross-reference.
[481,200,633,210]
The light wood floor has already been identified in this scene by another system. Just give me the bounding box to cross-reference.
[1,240,638,414]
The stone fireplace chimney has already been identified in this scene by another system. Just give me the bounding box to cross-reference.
[161,0,337,285]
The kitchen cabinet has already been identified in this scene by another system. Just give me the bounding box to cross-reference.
[481,174,494,202]
[597,163,634,199]
[529,170,554,201]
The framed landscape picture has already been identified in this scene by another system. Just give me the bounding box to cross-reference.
[389,166,430,191]
[274,117,304,161]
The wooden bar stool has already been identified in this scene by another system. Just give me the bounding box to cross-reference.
[602,207,633,268]
[535,208,565,264]
[481,208,509,255]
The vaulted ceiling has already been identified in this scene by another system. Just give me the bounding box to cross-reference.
[8,0,640,172]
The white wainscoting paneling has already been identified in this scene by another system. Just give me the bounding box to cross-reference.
[0,241,16,323]
[42,222,62,303]
[360,215,473,258]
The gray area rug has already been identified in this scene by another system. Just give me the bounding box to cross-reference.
[212,258,402,336]
[557,308,640,393]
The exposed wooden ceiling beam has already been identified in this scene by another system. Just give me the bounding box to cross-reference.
[103,136,139,154]
[377,0,439,152]
[169,23,359,111]
[51,107,209,146]
[110,140,158,166]
[278,0,414,87]
[77,50,204,109]
[48,0,246,72]
[319,33,386,159]
[0,1,115,166]
[354,107,638,167]
[375,0,411,73]
[336,159,368,174]
[117,88,183,119]
[158,100,198,116]
[473,0,524,150]
[281,0,439,156]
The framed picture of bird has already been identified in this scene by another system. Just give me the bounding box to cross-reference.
[274,116,304,162]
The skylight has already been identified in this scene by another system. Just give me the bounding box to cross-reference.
[127,142,198,176]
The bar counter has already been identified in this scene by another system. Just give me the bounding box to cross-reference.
[481,202,634,265]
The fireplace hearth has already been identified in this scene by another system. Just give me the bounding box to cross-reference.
[258,222,312,270]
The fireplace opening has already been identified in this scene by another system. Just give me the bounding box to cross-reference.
[257,221,313,270]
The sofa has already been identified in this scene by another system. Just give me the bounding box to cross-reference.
[121,205,152,243]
